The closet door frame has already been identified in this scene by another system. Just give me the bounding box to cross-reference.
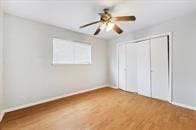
[117,32,173,103]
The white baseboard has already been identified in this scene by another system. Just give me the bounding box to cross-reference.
[0,111,4,122]
[0,85,109,122]
[172,102,196,111]
[107,85,118,89]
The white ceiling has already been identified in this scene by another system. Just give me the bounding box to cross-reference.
[1,0,196,40]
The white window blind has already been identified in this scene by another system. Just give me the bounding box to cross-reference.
[53,38,91,64]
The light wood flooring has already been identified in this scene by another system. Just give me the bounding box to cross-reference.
[1,87,196,130]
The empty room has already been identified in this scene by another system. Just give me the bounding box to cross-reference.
[0,0,196,129]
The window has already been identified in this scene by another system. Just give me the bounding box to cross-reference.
[53,38,91,64]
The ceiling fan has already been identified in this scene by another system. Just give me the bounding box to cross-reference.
[80,8,136,35]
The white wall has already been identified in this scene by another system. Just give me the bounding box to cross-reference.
[109,12,196,107]
[0,6,4,114]
[4,14,109,108]
[108,42,118,87]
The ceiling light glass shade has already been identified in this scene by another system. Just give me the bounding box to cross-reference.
[100,23,106,30]
[106,22,114,31]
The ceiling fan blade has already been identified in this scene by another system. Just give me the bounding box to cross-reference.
[80,21,101,28]
[113,16,136,21]
[113,24,123,34]
[99,13,104,16]
[94,26,101,35]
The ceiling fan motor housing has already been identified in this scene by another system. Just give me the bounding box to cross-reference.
[101,8,112,24]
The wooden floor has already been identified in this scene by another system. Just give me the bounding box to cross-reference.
[1,87,196,130]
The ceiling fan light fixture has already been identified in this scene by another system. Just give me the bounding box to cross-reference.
[106,22,114,31]
[100,23,106,30]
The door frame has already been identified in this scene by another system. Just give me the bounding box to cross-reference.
[117,32,173,103]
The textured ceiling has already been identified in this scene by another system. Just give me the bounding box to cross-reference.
[1,0,196,40]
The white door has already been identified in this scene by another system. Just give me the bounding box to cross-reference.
[118,44,126,91]
[126,43,138,92]
[150,36,169,101]
[137,40,151,97]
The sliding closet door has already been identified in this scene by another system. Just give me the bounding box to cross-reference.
[137,40,151,97]
[151,36,169,101]
[118,44,126,91]
[126,43,138,92]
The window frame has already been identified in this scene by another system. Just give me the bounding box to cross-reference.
[52,37,92,65]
